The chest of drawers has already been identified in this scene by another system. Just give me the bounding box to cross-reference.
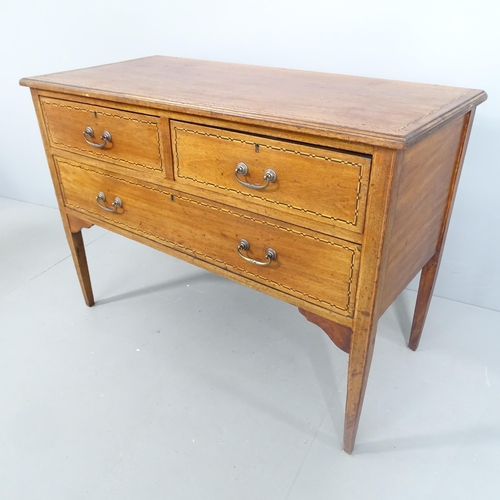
[20,57,486,453]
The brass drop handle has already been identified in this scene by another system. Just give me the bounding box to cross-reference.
[84,126,112,149]
[234,162,277,190]
[96,191,122,213]
[237,239,277,266]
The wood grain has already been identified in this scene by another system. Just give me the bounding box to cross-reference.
[378,114,466,314]
[171,120,371,235]
[21,59,487,454]
[30,89,96,307]
[67,213,93,233]
[68,230,95,307]
[343,147,401,454]
[298,308,352,353]
[55,157,362,318]
[40,96,164,175]
[21,56,487,149]
[408,109,476,350]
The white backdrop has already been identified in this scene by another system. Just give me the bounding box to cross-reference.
[1,0,498,311]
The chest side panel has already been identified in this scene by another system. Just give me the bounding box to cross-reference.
[379,115,468,313]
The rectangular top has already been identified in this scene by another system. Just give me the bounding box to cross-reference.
[20,56,486,149]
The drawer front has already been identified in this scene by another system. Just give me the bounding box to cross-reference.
[171,121,371,234]
[40,97,164,174]
[56,157,361,317]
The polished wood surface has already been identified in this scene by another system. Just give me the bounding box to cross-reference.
[55,156,361,317]
[40,96,164,176]
[171,120,371,235]
[20,56,486,149]
[343,146,400,454]
[21,57,486,454]
[409,109,476,351]
[68,230,94,307]
[299,308,352,354]
[378,114,468,314]
[67,213,93,233]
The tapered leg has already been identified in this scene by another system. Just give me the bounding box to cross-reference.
[28,90,95,307]
[408,251,440,351]
[67,229,95,307]
[343,320,378,454]
[408,109,476,351]
[341,147,401,454]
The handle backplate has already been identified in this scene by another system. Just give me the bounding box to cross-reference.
[84,126,112,149]
[234,162,277,190]
[237,238,277,266]
[96,191,122,213]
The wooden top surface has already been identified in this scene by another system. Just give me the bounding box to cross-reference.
[20,56,486,148]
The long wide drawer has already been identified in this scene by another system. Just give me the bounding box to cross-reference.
[55,157,361,317]
[40,97,164,175]
[171,120,371,234]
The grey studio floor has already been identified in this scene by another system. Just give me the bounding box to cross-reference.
[0,196,499,500]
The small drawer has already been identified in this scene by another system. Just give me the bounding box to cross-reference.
[55,157,361,318]
[40,97,164,175]
[171,121,371,234]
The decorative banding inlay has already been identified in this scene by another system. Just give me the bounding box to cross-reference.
[160,88,476,136]
[57,159,358,315]
[173,125,365,227]
[41,99,163,172]
[395,89,475,132]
